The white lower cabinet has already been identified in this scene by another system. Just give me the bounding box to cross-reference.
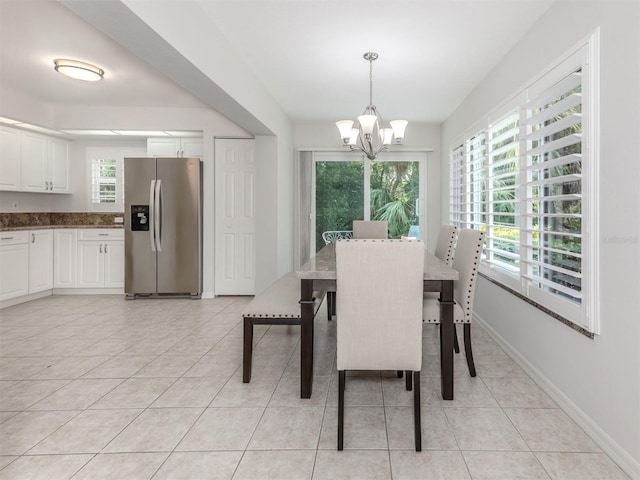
[1,228,125,304]
[0,231,29,301]
[77,229,124,288]
[28,230,53,293]
[54,229,77,288]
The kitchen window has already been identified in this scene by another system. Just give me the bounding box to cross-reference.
[449,32,600,335]
[86,147,145,212]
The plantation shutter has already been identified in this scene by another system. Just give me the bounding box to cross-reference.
[465,132,487,231]
[486,112,520,273]
[91,158,118,205]
[522,66,583,317]
[449,145,465,229]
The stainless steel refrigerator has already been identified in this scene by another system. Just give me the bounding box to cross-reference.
[124,157,202,299]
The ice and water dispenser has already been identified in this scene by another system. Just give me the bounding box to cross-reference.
[130,205,149,231]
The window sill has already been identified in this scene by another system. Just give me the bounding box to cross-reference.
[478,272,594,339]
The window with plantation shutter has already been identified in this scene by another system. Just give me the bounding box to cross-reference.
[486,112,519,276]
[467,133,487,233]
[449,144,464,228]
[91,158,118,205]
[449,33,599,335]
[523,66,584,321]
[86,147,145,212]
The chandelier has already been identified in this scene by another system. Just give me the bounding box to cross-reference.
[335,52,407,160]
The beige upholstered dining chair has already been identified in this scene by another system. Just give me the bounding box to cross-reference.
[336,239,424,451]
[424,225,458,309]
[352,220,388,239]
[327,220,389,320]
[423,229,485,377]
[434,225,458,265]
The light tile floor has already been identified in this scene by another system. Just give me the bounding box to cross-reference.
[0,295,630,480]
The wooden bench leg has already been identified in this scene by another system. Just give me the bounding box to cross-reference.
[243,317,254,383]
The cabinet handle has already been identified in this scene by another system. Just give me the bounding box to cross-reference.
[1,236,14,240]
[32,233,35,243]
[176,150,179,157]
[99,244,103,254]
[104,243,108,253]
[181,150,184,157]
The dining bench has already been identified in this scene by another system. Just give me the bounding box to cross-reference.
[242,272,325,383]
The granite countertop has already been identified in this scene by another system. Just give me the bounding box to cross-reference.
[0,213,125,232]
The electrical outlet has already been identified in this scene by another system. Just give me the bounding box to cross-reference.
[114,216,124,224]
[11,201,18,210]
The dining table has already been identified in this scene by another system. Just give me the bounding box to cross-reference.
[295,242,459,400]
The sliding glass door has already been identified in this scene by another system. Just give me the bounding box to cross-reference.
[315,160,364,251]
[312,152,426,253]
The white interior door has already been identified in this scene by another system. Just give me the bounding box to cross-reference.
[214,138,256,295]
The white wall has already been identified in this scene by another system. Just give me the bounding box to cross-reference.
[108,0,296,292]
[441,1,640,476]
[294,122,443,252]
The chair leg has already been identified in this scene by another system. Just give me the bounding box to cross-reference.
[338,370,345,450]
[453,325,460,354]
[242,317,254,383]
[405,370,412,391]
[332,293,337,316]
[397,370,403,378]
[463,323,476,377]
[327,292,334,321]
[413,371,422,451]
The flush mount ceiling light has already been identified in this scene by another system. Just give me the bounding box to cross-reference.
[336,52,408,160]
[54,59,104,82]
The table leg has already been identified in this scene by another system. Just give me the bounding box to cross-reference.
[440,280,454,400]
[300,279,314,398]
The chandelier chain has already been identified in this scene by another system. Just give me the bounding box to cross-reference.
[369,55,373,106]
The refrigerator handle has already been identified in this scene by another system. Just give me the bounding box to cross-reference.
[155,179,163,252]
[149,179,156,252]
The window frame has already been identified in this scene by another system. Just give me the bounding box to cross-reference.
[310,150,427,254]
[86,147,146,212]
[449,31,600,335]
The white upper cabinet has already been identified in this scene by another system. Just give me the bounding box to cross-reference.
[147,137,203,158]
[0,126,21,191]
[0,127,71,194]
[48,137,71,193]
[20,131,48,192]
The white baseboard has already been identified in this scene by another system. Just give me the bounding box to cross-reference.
[474,312,640,480]
[0,290,52,309]
[52,288,124,295]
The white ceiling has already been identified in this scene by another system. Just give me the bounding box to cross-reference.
[0,0,555,128]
